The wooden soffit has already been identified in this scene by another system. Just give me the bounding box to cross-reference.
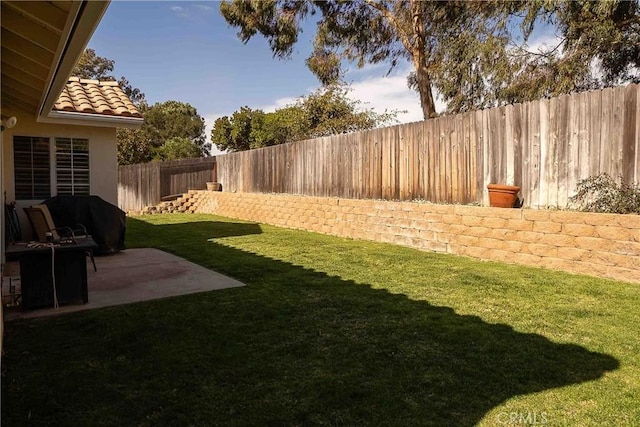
[1,1,109,118]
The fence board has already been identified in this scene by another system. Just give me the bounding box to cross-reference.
[434,118,444,202]
[567,93,580,205]
[373,133,382,199]
[416,122,425,199]
[529,99,541,208]
[490,108,499,184]
[512,104,523,193]
[622,85,638,183]
[635,85,640,182]
[425,118,435,201]
[559,94,571,207]
[549,96,560,207]
[460,114,468,203]
[612,86,625,179]
[483,110,491,192]
[538,98,550,208]
[416,122,423,199]
[497,106,507,184]
[577,91,590,185]
[310,141,317,196]
[451,115,461,202]
[320,139,327,196]
[600,88,613,176]
[381,130,389,200]
[505,105,514,186]
[448,114,463,202]
[473,110,483,204]
[590,89,603,176]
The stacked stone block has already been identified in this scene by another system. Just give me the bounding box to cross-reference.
[141,190,205,215]
[190,191,640,284]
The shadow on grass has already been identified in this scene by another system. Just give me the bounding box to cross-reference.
[2,217,619,426]
[128,219,264,240]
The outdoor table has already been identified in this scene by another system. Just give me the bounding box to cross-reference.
[6,237,98,311]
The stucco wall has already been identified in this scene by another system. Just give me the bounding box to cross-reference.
[1,109,117,232]
[189,191,640,284]
[2,109,118,204]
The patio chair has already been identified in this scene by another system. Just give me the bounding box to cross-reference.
[24,204,97,272]
[5,202,22,244]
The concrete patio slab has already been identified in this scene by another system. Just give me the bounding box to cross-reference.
[3,248,245,320]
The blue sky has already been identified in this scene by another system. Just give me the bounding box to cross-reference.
[89,1,557,154]
[89,1,427,153]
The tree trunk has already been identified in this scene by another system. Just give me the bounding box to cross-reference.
[413,57,437,119]
[409,0,437,120]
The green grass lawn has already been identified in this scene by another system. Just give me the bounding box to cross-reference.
[2,213,639,426]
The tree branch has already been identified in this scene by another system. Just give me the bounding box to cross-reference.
[510,36,567,59]
[362,0,414,51]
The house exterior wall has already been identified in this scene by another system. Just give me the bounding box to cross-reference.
[186,191,640,284]
[1,109,118,235]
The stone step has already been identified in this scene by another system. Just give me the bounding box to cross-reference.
[140,190,211,215]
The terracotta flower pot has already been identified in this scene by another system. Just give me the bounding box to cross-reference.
[487,184,520,208]
[206,182,221,191]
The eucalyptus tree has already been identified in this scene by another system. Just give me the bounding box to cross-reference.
[220,0,640,118]
[220,0,518,119]
[504,0,640,103]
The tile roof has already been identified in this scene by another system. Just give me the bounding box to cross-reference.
[53,77,143,118]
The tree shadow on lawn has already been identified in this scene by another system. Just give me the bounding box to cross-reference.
[2,218,619,426]
[126,218,264,240]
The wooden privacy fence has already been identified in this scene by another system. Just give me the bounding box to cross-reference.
[118,157,216,211]
[216,84,640,208]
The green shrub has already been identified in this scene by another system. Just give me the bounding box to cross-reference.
[570,173,640,214]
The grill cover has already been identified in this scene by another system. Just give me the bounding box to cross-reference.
[43,195,126,255]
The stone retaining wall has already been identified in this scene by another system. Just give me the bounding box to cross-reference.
[188,191,640,283]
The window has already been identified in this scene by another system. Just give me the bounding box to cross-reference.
[56,138,90,196]
[13,136,51,200]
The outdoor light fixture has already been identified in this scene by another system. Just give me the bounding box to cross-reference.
[0,115,17,131]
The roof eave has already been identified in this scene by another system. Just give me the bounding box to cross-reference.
[40,110,144,129]
[37,0,111,121]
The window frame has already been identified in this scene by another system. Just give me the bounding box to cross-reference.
[12,135,52,201]
[12,135,92,201]
[55,137,90,196]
